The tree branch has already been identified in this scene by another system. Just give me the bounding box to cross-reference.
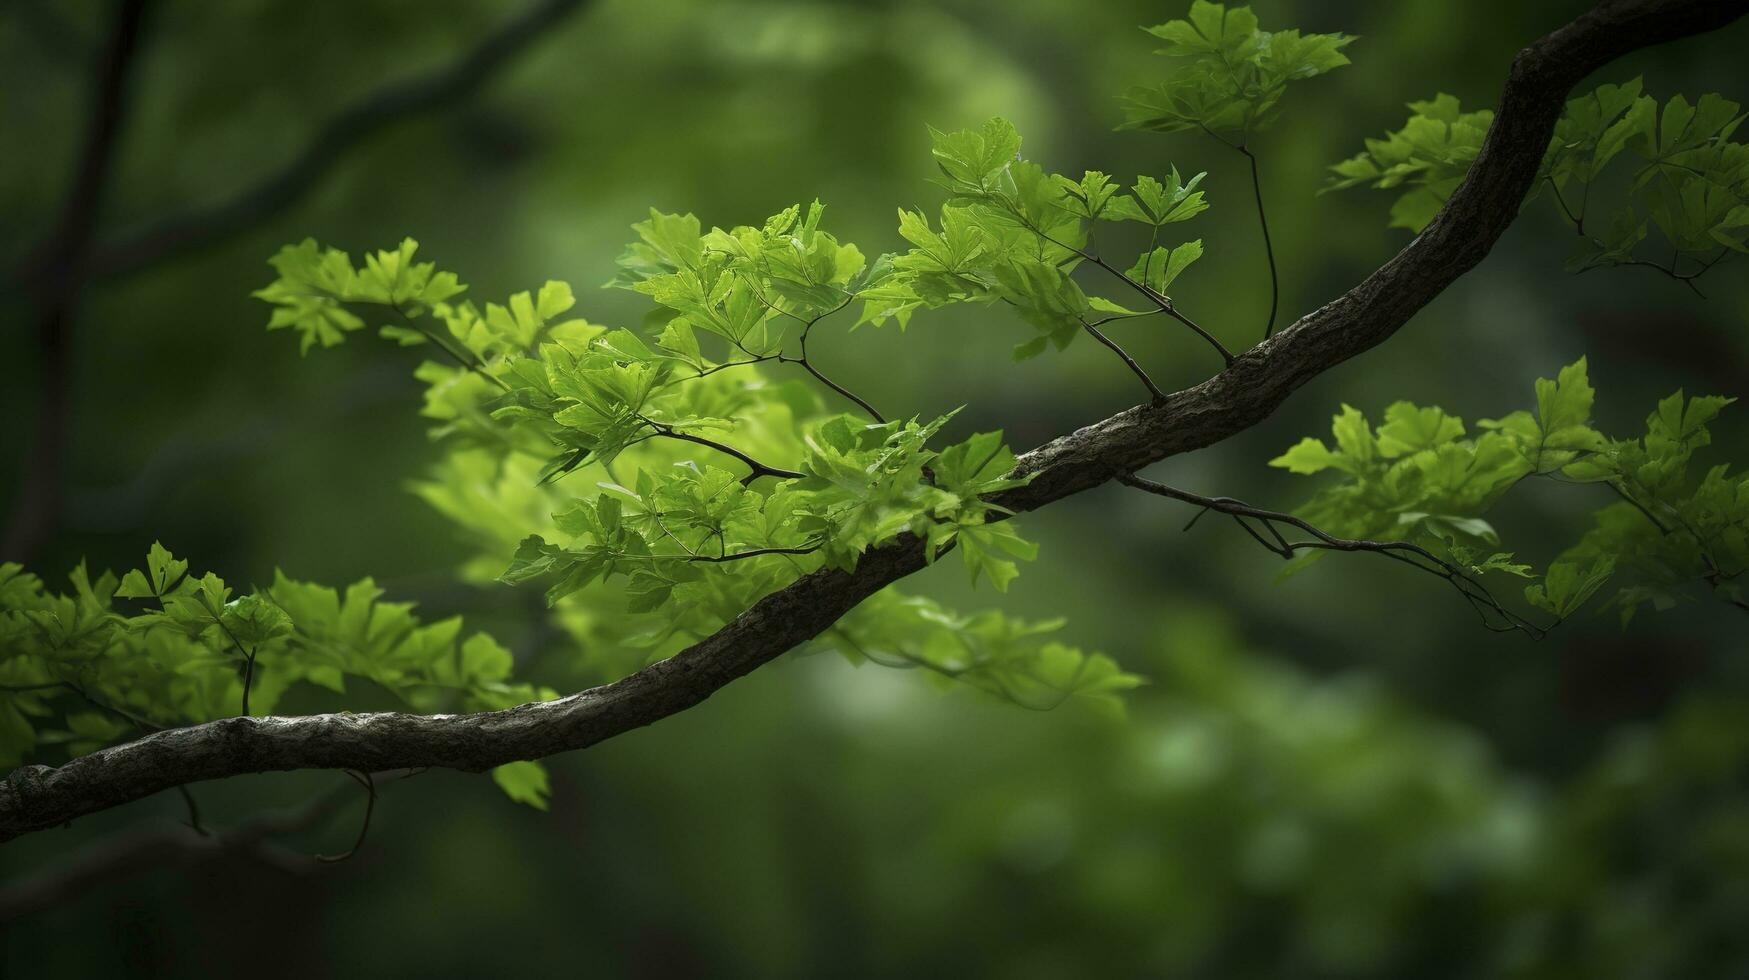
[1116,474,1546,636]
[0,781,353,918]
[2,0,1743,842]
[1,0,593,564]
[1,0,149,563]
[80,0,594,282]
[636,416,806,483]
[1235,144,1280,339]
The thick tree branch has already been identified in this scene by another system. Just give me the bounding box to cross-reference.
[2,0,1743,842]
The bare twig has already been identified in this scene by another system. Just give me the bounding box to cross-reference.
[783,301,887,422]
[1079,318,1166,402]
[1236,144,1280,339]
[636,415,806,483]
[1116,474,1546,636]
[315,770,376,863]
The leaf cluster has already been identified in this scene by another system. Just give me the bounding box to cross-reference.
[0,544,555,804]
[1331,79,1748,280]
[1121,0,1355,143]
[861,116,1212,363]
[1271,359,1747,624]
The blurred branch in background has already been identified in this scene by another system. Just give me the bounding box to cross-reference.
[3,0,149,564]
[1,0,595,563]
[0,779,356,919]
[84,0,592,281]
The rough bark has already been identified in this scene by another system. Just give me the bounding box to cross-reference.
[2,0,1743,843]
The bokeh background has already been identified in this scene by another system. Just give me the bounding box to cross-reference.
[4,0,1749,976]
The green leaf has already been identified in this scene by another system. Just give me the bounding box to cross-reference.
[1125,240,1203,295]
[1125,3,1354,139]
[929,117,1022,191]
[1534,357,1606,459]
[1526,557,1615,618]
[116,541,189,599]
[491,761,551,810]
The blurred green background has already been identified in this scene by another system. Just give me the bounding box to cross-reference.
[4,0,1749,975]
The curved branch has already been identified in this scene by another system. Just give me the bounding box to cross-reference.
[637,416,806,482]
[1116,475,1546,636]
[1,0,592,565]
[1236,144,1280,339]
[2,0,1743,842]
[0,782,352,917]
[81,0,594,281]
[1079,317,1166,402]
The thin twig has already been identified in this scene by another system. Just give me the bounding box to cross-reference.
[1236,144,1280,339]
[635,415,805,483]
[316,771,376,863]
[732,280,885,421]
[2,679,166,734]
[602,544,821,565]
[1608,479,1749,614]
[0,780,355,918]
[1550,177,1728,296]
[784,300,886,422]
[1080,319,1166,402]
[176,784,208,836]
[1118,474,1546,636]
[391,303,510,390]
[1011,211,1236,366]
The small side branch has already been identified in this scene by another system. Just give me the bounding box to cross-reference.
[1548,177,1727,296]
[1118,474,1545,636]
[1236,145,1280,339]
[743,289,887,422]
[0,780,354,918]
[783,304,886,422]
[390,303,510,390]
[1080,318,1166,402]
[80,0,594,281]
[1014,214,1236,366]
[604,544,821,565]
[1608,479,1749,614]
[637,415,806,483]
[315,770,376,863]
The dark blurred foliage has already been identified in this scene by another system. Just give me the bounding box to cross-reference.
[2,0,1748,976]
